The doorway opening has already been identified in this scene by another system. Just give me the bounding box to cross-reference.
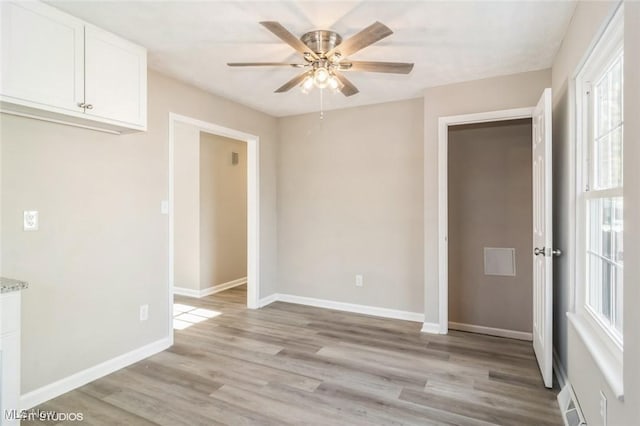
[437,107,535,337]
[447,118,533,341]
[168,113,260,341]
[437,93,554,389]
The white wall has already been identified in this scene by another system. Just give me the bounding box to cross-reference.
[623,3,640,423]
[199,133,247,288]
[551,1,640,424]
[174,129,248,292]
[174,122,201,291]
[0,69,278,394]
[423,69,552,324]
[277,98,424,314]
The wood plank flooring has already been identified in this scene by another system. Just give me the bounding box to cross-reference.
[27,286,561,425]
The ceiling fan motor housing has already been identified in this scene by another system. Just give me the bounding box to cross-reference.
[301,30,343,56]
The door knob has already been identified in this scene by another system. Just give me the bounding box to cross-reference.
[534,247,562,257]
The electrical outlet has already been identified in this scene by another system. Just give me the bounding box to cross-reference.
[139,304,149,321]
[355,274,363,287]
[600,390,607,426]
[24,210,39,231]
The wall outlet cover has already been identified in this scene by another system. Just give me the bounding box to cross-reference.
[140,304,149,321]
[24,210,39,231]
[600,390,607,426]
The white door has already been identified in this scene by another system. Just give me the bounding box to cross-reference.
[0,1,84,112]
[84,25,147,127]
[532,88,554,388]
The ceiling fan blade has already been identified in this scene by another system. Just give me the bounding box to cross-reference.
[326,22,392,59]
[333,72,359,97]
[227,62,305,68]
[275,72,310,93]
[260,21,319,60]
[341,61,414,74]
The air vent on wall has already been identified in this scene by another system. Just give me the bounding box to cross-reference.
[483,247,516,276]
[557,384,586,426]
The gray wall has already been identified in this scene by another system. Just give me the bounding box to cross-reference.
[277,98,424,313]
[448,119,533,333]
[551,1,640,424]
[199,133,247,288]
[423,68,552,324]
[0,69,278,394]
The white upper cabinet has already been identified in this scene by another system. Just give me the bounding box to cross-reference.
[0,1,147,133]
[84,25,147,127]
[0,1,84,113]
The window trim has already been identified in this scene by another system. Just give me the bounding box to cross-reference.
[572,3,624,400]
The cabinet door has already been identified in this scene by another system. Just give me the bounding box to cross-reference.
[0,332,20,426]
[0,1,84,112]
[84,25,147,128]
[0,293,21,426]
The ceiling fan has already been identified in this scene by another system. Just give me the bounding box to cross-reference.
[228,21,414,97]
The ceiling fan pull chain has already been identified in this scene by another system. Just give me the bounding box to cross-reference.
[320,88,324,120]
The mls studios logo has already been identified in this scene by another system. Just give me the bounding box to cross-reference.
[4,409,84,422]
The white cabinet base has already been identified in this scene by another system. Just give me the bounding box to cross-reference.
[0,103,141,135]
[1,292,22,426]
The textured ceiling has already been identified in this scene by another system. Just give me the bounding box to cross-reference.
[48,1,576,117]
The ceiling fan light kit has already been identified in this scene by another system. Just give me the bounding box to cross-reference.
[228,21,414,97]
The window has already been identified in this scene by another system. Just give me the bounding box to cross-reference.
[586,51,624,344]
[576,7,624,350]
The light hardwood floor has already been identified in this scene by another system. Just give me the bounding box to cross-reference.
[28,286,561,425]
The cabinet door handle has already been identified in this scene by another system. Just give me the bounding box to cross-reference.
[85,104,93,110]
[77,102,86,108]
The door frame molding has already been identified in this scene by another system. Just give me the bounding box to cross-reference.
[168,113,260,344]
[437,107,535,334]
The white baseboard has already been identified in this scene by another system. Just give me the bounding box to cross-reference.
[274,293,424,323]
[257,293,278,308]
[448,322,533,341]
[20,336,171,410]
[172,286,201,298]
[553,348,568,389]
[421,322,443,334]
[173,277,247,298]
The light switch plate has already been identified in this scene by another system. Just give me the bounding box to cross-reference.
[24,211,39,231]
[160,200,169,215]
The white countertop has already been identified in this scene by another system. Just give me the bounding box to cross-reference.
[0,277,29,294]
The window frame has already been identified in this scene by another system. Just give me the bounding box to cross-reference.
[567,2,624,400]
[582,47,624,349]
[575,6,624,358]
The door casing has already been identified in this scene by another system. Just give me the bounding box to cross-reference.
[168,112,261,346]
[436,106,536,335]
